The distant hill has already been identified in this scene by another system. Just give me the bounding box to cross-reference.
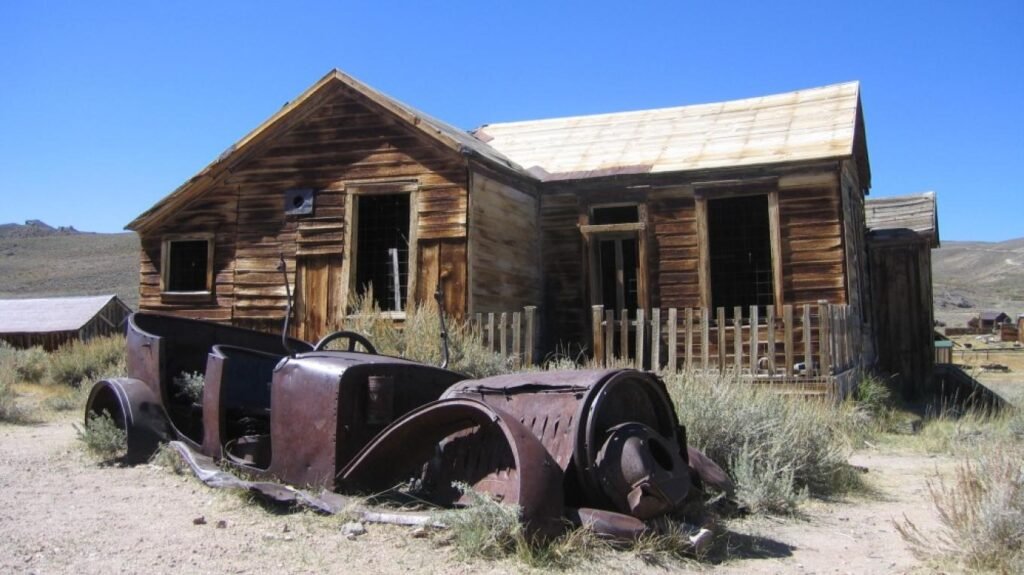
[0,221,138,309]
[932,237,1024,327]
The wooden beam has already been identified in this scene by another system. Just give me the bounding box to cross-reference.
[768,189,784,314]
[695,197,710,310]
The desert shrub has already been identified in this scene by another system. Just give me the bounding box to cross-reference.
[75,410,127,460]
[150,443,187,474]
[0,376,29,423]
[48,335,126,387]
[173,371,205,404]
[13,346,49,383]
[665,371,860,514]
[336,295,512,378]
[897,440,1024,573]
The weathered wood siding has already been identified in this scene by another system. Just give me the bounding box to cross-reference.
[138,84,470,334]
[777,178,847,305]
[539,193,586,346]
[468,169,541,313]
[868,237,935,398]
[649,195,699,308]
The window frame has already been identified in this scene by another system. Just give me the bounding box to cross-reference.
[160,233,215,303]
[694,181,783,317]
[341,181,419,319]
[581,202,649,312]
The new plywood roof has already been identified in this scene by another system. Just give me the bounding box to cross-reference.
[866,191,939,246]
[473,82,863,181]
[0,295,123,334]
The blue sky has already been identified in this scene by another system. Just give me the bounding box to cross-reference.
[0,1,1021,241]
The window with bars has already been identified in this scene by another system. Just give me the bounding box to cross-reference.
[355,193,410,312]
[708,195,773,318]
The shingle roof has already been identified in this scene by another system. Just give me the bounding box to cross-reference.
[865,191,939,247]
[473,82,864,181]
[0,295,125,334]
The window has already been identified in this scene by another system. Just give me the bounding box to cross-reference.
[161,235,214,296]
[707,195,773,317]
[583,204,646,312]
[353,193,411,312]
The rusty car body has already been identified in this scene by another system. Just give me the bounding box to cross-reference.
[86,312,728,538]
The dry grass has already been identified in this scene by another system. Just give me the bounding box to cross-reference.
[897,440,1024,573]
[47,335,126,387]
[74,410,127,461]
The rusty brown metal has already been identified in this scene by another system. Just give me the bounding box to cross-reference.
[88,312,730,542]
[339,398,565,535]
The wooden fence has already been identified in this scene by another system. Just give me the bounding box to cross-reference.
[590,302,859,379]
[469,306,538,368]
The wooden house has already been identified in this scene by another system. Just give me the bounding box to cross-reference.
[978,310,1011,333]
[0,295,132,350]
[129,70,878,394]
[865,191,939,398]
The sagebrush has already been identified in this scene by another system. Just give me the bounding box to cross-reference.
[48,335,126,387]
[75,410,127,460]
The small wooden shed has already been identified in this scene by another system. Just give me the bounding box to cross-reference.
[0,295,132,350]
[866,191,939,398]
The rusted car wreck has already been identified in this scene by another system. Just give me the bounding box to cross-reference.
[86,310,729,540]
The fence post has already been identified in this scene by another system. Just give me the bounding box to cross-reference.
[619,309,629,361]
[700,308,710,371]
[512,311,522,369]
[499,312,508,358]
[636,308,645,370]
[525,306,536,366]
[717,307,727,370]
[668,308,678,372]
[604,309,614,365]
[591,305,604,367]
[818,301,831,376]
[750,305,759,375]
[487,312,496,352]
[766,305,776,376]
[683,307,692,370]
[733,306,743,372]
[802,304,812,375]
[784,304,794,376]
[651,308,661,371]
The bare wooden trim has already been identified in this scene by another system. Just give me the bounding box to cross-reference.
[768,190,784,313]
[637,203,650,311]
[692,176,778,193]
[766,305,776,375]
[160,232,215,300]
[578,222,646,235]
[695,196,710,310]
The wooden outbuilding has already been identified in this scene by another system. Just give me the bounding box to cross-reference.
[0,295,132,350]
[978,310,1011,333]
[866,191,939,398]
[129,69,880,395]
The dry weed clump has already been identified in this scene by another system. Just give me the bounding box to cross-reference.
[664,371,861,514]
[75,410,127,461]
[47,335,126,387]
[897,440,1024,574]
[336,294,513,378]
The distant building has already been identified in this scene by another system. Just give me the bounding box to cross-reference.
[977,311,1011,333]
[0,295,132,350]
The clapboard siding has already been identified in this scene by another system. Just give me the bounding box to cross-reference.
[540,193,586,345]
[650,196,699,308]
[778,184,847,305]
[138,85,470,327]
[468,170,541,313]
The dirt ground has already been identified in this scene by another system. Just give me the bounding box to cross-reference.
[0,415,953,575]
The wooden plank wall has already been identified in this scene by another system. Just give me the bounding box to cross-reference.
[539,193,586,346]
[468,169,541,313]
[777,180,847,305]
[138,84,470,332]
[649,195,699,308]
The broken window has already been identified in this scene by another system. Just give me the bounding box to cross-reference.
[163,237,213,293]
[355,193,410,312]
[589,205,641,312]
[707,195,773,317]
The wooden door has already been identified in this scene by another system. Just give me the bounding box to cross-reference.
[294,255,343,342]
